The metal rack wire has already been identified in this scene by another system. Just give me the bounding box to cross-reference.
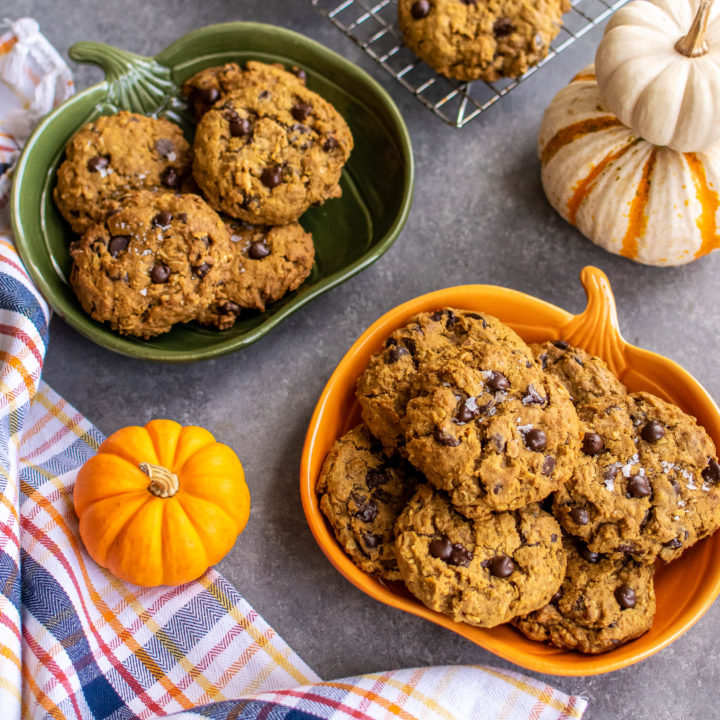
[308,0,628,127]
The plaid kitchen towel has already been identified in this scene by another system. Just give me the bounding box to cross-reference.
[0,18,588,720]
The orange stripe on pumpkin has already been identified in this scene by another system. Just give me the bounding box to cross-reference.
[541,116,623,166]
[684,152,720,259]
[568,138,641,224]
[620,148,658,260]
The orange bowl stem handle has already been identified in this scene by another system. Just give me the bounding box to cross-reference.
[561,266,628,377]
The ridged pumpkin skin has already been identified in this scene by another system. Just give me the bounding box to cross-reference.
[539,64,720,266]
[74,419,250,587]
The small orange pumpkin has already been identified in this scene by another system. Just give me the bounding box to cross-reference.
[74,419,250,587]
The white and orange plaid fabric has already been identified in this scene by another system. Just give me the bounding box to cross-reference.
[0,18,588,719]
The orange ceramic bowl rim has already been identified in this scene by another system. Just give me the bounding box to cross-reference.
[300,266,720,676]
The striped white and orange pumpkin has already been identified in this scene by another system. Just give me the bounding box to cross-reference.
[539,64,720,266]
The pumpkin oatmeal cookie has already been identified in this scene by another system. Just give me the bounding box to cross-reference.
[54,111,191,234]
[192,76,353,225]
[198,216,315,329]
[70,191,232,338]
[553,392,720,563]
[513,537,656,654]
[398,0,570,82]
[394,484,566,627]
[316,425,419,580]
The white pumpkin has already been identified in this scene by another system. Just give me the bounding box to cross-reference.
[595,0,720,152]
[539,65,720,266]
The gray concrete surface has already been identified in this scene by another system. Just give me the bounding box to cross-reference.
[8,1,720,718]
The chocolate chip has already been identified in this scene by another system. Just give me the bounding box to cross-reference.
[177,212,188,223]
[292,66,307,80]
[493,17,515,36]
[291,101,312,121]
[466,312,488,328]
[404,338,417,356]
[152,211,172,228]
[222,301,241,316]
[582,432,605,456]
[551,590,562,603]
[663,538,682,550]
[579,545,600,563]
[248,241,270,259]
[641,420,665,443]
[155,138,175,157]
[87,155,109,172]
[445,310,457,328]
[486,371,509,392]
[366,467,389,489]
[550,533,558,542]
[230,116,252,137]
[194,263,211,278]
[429,536,452,560]
[200,86,220,105]
[150,263,170,283]
[259,90,270,100]
[488,554,515,578]
[107,235,129,257]
[411,0,431,18]
[361,532,380,549]
[627,475,652,498]
[573,355,584,366]
[552,340,569,350]
[323,136,338,151]
[386,345,410,364]
[431,310,444,321]
[261,165,282,188]
[356,501,378,523]
[614,584,636,609]
[161,167,180,189]
[434,427,461,447]
[542,455,556,476]
[455,398,480,424]
[448,543,473,567]
[539,353,548,369]
[492,483,503,494]
[523,428,546,451]
[570,507,589,525]
[701,458,720,484]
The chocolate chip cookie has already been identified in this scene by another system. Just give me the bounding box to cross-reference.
[55,112,191,234]
[554,392,720,563]
[514,537,656,653]
[181,61,307,119]
[70,191,232,338]
[192,77,353,225]
[398,0,570,82]
[317,425,419,580]
[357,309,581,513]
[395,484,566,627]
[198,217,315,329]
[532,340,627,405]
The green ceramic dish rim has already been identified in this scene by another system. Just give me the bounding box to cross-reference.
[10,21,415,363]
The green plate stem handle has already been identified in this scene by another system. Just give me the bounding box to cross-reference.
[68,41,179,116]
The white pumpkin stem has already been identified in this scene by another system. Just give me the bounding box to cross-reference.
[675,0,714,57]
[140,462,179,498]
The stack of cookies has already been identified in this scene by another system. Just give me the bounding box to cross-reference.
[54,61,353,338]
[316,309,720,654]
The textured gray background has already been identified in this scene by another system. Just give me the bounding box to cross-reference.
[8,1,720,718]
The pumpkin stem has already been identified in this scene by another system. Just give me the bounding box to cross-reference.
[140,462,179,498]
[675,0,714,57]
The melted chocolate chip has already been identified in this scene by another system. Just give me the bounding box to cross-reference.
[155,138,175,157]
[523,428,546,451]
[582,432,605,456]
[488,554,515,578]
[107,235,129,257]
[663,538,682,550]
[539,353,548,369]
[466,312,488,327]
[248,241,270,259]
[573,355,584,366]
[579,545,600,563]
[161,167,180,189]
[222,301,241,316]
[641,420,665,443]
[411,0,431,18]
[87,155,109,173]
[430,310,444,321]
[405,338,417,356]
[261,165,283,188]
[493,17,515,36]
[614,584,636,609]
[386,345,410,364]
[230,116,252,137]
[486,371,509,392]
[323,136,338,151]
[200,86,220,105]
[627,475,652,498]
[445,310,457,328]
[702,458,720,484]
[366,467,389,489]
[553,340,569,350]
[150,263,170,284]
[551,590,562,603]
[448,543,473,567]
[356,501,378,523]
[362,532,380,549]
[153,211,172,228]
[455,398,480,424]
[194,263,211,278]
[570,507,589,525]
[434,427,461,447]
[429,536,452,560]
[292,101,312,121]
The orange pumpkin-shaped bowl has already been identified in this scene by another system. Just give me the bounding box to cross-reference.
[300,265,720,676]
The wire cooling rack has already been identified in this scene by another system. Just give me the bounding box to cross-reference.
[308,0,628,127]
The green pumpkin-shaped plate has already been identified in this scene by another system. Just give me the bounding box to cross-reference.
[11,23,414,361]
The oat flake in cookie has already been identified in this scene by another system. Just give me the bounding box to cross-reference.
[554,392,720,563]
[54,112,191,235]
[397,0,570,83]
[192,76,353,226]
[394,485,566,627]
[316,425,420,580]
[198,216,315,330]
[513,537,656,654]
[70,191,232,338]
